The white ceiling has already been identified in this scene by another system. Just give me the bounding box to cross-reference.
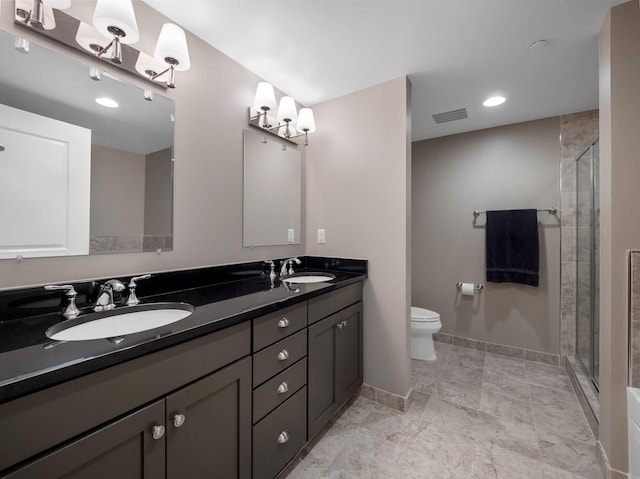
[143,0,624,142]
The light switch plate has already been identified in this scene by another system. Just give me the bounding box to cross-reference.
[287,229,295,244]
[317,228,326,244]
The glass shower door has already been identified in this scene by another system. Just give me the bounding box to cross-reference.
[575,139,599,390]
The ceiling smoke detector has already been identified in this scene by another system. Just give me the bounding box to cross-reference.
[529,39,548,50]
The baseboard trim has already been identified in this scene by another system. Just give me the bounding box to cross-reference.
[596,441,628,479]
[433,332,561,366]
[359,384,413,412]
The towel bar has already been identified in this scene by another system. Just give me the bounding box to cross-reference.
[473,207,557,217]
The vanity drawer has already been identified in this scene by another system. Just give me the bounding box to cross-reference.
[308,282,362,325]
[253,387,307,479]
[253,330,307,386]
[253,302,307,352]
[253,358,307,424]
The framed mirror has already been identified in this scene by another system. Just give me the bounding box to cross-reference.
[0,29,174,258]
[243,129,302,247]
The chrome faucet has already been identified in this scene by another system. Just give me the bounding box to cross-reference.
[280,257,301,276]
[44,284,80,319]
[94,279,126,311]
[126,274,151,306]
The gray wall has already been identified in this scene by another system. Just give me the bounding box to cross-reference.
[0,0,304,289]
[598,0,640,471]
[144,148,172,237]
[305,77,412,398]
[412,118,561,354]
[90,144,145,237]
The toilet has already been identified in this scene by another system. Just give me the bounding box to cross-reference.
[411,307,442,361]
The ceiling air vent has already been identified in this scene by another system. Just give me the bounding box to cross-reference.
[432,107,468,124]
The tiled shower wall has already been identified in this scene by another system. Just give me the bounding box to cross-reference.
[630,252,640,387]
[560,110,599,359]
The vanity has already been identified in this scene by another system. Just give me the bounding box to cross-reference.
[0,257,366,478]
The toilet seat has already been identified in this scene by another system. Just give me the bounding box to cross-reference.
[411,306,440,323]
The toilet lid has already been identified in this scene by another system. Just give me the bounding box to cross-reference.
[411,307,440,322]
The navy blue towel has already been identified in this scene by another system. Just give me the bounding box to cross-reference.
[485,209,539,287]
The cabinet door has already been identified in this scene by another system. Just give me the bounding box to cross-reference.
[166,357,251,479]
[308,302,364,438]
[335,303,363,405]
[3,400,165,479]
[307,312,340,438]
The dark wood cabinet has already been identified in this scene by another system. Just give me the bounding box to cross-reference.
[308,302,363,438]
[1,281,364,479]
[3,400,166,479]
[4,357,252,479]
[5,357,251,479]
[166,357,251,479]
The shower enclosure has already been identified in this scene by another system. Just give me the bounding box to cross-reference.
[575,138,600,389]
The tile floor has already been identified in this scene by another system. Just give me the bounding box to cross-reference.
[282,342,602,479]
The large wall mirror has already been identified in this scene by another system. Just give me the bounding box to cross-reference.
[243,129,302,247]
[0,29,174,259]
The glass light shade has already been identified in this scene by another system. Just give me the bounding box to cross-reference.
[42,0,71,9]
[277,96,298,123]
[135,52,167,79]
[154,23,191,71]
[93,0,139,44]
[253,82,276,112]
[296,108,316,133]
[75,22,110,54]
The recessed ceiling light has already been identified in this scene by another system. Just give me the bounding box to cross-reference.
[483,96,506,107]
[95,97,119,108]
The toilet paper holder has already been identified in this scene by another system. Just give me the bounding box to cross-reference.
[456,282,484,293]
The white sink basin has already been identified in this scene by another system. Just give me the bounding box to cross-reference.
[46,302,194,341]
[282,273,336,284]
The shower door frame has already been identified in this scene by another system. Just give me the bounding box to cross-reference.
[575,138,599,392]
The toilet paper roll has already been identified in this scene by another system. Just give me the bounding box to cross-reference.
[460,282,475,296]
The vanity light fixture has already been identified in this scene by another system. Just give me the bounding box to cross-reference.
[249,82,316,146]
[150,23,191,89]
[92,0,139,64]
[15,0,191,89]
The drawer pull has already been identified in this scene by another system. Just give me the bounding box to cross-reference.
[152,425,165,440]
[277,430,290,444]
[173,413,186,428]
[277,318,290,328]
[277,381,290,394]
[277,349,289,361]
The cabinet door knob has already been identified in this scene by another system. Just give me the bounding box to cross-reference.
[152,425,165,440]
[173,413,186,428]
[277,430,290,444]
[277,349,289,361]
[336,322,343,330]
[342,320,348,328]
[277,318,289,328]
[277,381,289,394]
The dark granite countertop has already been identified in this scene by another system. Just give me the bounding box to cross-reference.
[0,257,367,404]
